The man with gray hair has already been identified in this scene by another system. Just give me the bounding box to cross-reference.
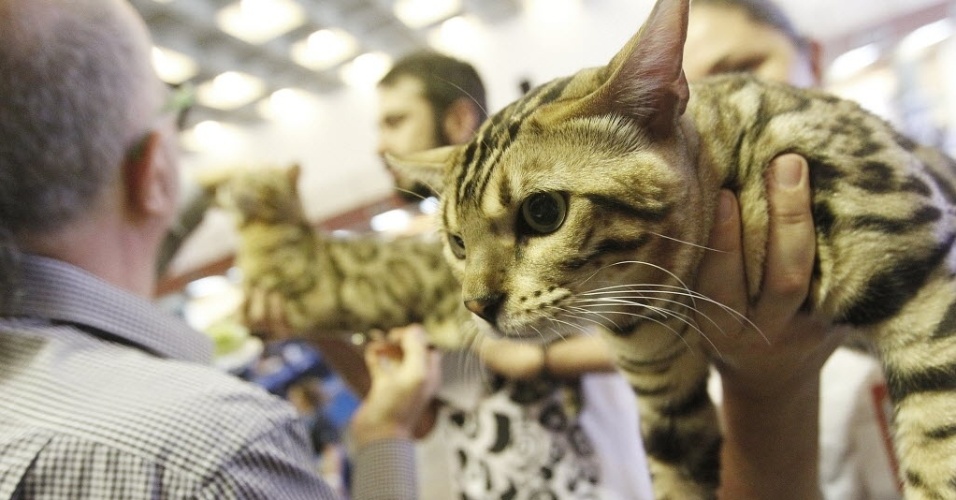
[0,0,439,498]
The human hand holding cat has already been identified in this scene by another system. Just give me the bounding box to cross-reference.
[474,335,617,380]
[473,336,547,380]
[696,154,844,398]
[696,154,842,500]
[350,325,442,448]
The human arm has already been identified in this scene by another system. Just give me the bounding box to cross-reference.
[349,325,441,446]
[697,155,841,500]
[349,325,442,499]
[473,334,616,380]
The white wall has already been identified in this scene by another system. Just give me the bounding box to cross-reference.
[167,0,953,277]
[168,0,657,276]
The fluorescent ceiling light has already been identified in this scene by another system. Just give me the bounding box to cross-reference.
[428,15,484,55]
[257,88,320,122]
[196,71,266,110]
[828,43,881,81]
[339,52,393,87]
[394,0,461,29]
[419,197,439,214]
[371,208,412,232]
[151,46,198,85]
[898,19,954,59]
[181,120,246,153]
[217,0,306,44]
[291,28,359,71]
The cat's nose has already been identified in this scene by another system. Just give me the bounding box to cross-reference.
[464,294,504,325]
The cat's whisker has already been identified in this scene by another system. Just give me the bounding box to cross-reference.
[549,313,615,342]
[434,76,491,121]
[579,285,767,344]
[611,260,696,301]
[582,294,734,345]
[569,289,732,357]
[561,308,625,335]
[541,315,589,340]
[392,186,432,202]
[575,296,711,346]
[608,310,697,353]
[457,331,479,381]
[455,319,495,388]
[573,259,697,313]
[598,292,738,340]
[649,231,725,253]
[553,304,625,332]
[528,323,550,342]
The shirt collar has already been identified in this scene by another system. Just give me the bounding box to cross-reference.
[1,254,212,364]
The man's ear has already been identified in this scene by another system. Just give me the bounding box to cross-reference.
[124,131,179,218]
[442,97,482,145]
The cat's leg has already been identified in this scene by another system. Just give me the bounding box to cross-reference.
[871,278,956,500]
[604,327,719,500]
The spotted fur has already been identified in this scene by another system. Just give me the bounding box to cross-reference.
[388,0,956,497]
[212,164,472,350]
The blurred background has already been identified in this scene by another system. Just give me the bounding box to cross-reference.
[140,0,954,484]
[137,0,956,287]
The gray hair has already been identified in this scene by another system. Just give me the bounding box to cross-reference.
[0,0,161,296]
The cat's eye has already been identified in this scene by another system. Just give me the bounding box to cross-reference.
[448,234,466,259]
[520,192,567,234]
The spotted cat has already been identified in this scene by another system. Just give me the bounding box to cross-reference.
[209,163,473,350]
[387,0,956,497]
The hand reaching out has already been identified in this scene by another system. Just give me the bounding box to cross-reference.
[350,325,442,448]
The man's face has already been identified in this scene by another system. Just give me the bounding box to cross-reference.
[376,75,443,196]
[684,5,817,87]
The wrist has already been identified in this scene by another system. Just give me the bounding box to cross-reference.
[350,412,412,449]
[718,374,821,500]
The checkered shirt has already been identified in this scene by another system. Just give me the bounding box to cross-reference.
[0,255,416,499]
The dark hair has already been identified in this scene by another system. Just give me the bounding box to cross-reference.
[379,50,488,144]
[692,0,809,51]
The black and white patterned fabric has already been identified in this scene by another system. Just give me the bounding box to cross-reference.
[0,254,415,499]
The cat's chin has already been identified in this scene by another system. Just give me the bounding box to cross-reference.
[470,314,563,344]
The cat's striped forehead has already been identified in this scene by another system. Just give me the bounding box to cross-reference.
[449,75,581,207]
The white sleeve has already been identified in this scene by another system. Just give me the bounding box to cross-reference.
[818,347,902,500]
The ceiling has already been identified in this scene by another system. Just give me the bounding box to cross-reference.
[138,0,954,282]
[130,0,521,125]
[130,0,951,129]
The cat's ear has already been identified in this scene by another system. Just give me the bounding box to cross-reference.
[549,0,690,136]
[384,145,460,195]
[606,0,689,134]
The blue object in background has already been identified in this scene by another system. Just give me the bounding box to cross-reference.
[248,340,360,433]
